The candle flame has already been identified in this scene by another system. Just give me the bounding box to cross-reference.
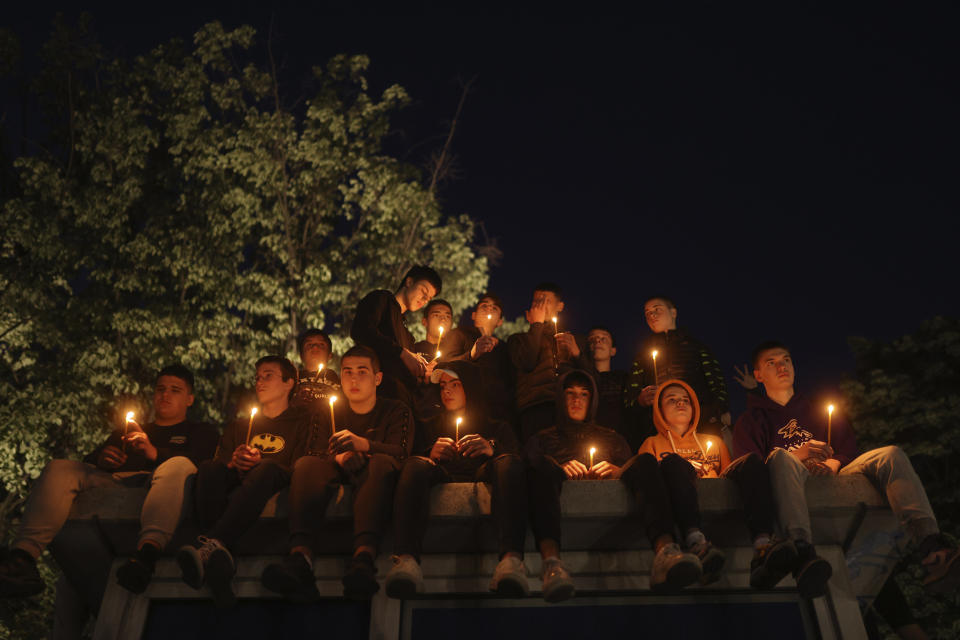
[250,407,258,418]
[487,314,492,320]
[652,350,659,359]
[438,326,443,336]
[329,396,337,406]
[456,417,463,427]
[436,350,441,359]
[552,316,558,324]
[125,411,135,422]
[705,440,713,452]
[589,446,596,456]
[318,363,324,372]
[828,404,835,415]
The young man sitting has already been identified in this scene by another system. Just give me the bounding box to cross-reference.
[734,341,960,597]
[177,356,309,607]
[0,365,218,597]
[261,345,414,600]
[351,265,442,409]
[639,380,798,589]
[525,370,699,601]
[385,361,527,599]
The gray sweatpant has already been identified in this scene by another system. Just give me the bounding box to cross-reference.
[766,445,939,544]
[13,456,198,558]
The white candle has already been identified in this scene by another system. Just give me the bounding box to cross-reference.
[455,416,462,442]
[589,446,596,468]
[245,407,258,446]
[651,350,659,383]
[330,396,338,434]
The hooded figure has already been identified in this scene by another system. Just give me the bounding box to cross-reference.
[524,370,632,468]
[641,379,731,478]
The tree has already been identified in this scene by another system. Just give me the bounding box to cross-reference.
[842,316,960,639]
[1,18,489,635]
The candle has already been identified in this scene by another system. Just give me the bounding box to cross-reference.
[827,404,834,447]
[705,439,713,454]
[589,446,596,468]
[551,316,560,370]
[123,411,135,453]
[330,396,338,434]
[245,407,258,446]
[651,350,659,384]
[455,416,462,443]
[435,350,441,361]
[315,363,324,381]
[436,326,444,359]
[552,316,559,334]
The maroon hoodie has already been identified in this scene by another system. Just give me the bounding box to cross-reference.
[732,392,858,467]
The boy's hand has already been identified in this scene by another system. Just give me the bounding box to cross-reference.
[97,445,128,470]
[590,460,622,479]
[458,434,493,458]
[329,430,371,454]
[123,431,157,461]
[562,459,589,480]
[230,445,261,471]
[430,437,457,462]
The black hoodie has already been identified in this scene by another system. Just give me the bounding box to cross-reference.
[524,370,632,467]
[415,360,519,477]
[508,322,594,411]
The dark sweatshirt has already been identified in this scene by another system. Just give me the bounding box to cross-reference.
[308,396,414,461]
[732,392,859,467]
[443,326,516,422]
[85,420,220,472]
[351,290,417,393]
[413,360,519,477]
[524,370,633,467]
[216,405,311,472]
[508,322,594,411]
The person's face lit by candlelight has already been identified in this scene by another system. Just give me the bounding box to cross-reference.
[300,334,331,372]
[643,297,677,334]
[153,375,194,425]
[659,384,694,435]
[564,384,591,422]
[753,347,795,393]
[421,300,453,342]
[438,372,466,412]
[472,296,503,333]
[340,354,382,405]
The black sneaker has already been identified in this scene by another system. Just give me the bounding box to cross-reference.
[793,541,832,599]
[262,553,320,602]
[342,553,379,600]
[116,558,153,595]
[205,543,236,608]
[0,549,43,598]
[750,537,798,590]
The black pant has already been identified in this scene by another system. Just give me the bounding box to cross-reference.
[288,453,401,551]
[393,454,527,560]
[519,401,555,443]
[196,459,292,549]
[527,452,675,547]
[658,452,776,539]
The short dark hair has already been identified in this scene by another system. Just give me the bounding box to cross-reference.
[157,364,195,392]
[398,265,442,296]
[341,344,381,373]
[296,328,332,358]
[476,292,503,314]
[750,340,791,370]
[562,371,594,393]
[424,298,453,317]
[587,325,615,348]
[533,282,562,301]
[255,356,299,401]
[644,295,676,310]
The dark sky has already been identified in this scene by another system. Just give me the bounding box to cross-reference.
[5,6,959,416]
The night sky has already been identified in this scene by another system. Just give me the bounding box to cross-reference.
[5,6,959,417]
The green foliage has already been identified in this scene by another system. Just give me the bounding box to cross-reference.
[843,316,960,638]
[0,18,488,635]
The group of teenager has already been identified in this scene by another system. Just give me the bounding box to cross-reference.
[1,266,958,626]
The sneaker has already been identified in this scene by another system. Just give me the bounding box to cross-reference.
[205,542,236,608]
[750,537,798,590]
[921,545,960,595]
[651,543,701,592]
[342,553,379,600]
[541,557,575,603]
[0,548,43,598]
[489,556,529,597]
[262,553,319,602]
[116,558,153,595]
[385,555,424,600]
[688,540,726,585]
[792,541,832,599]
[176,536,229,591]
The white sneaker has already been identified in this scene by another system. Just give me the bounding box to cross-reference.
[489,556,529,597]
[651,543,701,591]
[384,555,423,600]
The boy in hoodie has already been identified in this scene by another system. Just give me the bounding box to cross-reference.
[525,370,700,601]
[0,365,218,598]
[627,296,730,439]
[509,283,594,442]
[261,345,414,601]
[734,341,960,596]
[640,380,799,589]
[351,265,442,408]
[176,356,310,607]
[384,360,527,599]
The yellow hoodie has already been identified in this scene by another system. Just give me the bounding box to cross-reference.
[638,379,731,478]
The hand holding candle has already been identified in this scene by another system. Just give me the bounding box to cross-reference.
[245,407,258,447]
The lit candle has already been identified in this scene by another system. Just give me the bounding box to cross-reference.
[552,316,559,334]
[436,326,444,360]
[705,439,713,454]
[455,416,462,443]
[330,396,338,434]
[651,350,659,384]
[589,446,596,468]
[435,350,441,361]
[827,404,835,447]
[245,407,258,446]
[123,411,135,453]
[315,363,324,381]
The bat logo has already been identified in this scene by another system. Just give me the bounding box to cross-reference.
[250,433,285,454]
